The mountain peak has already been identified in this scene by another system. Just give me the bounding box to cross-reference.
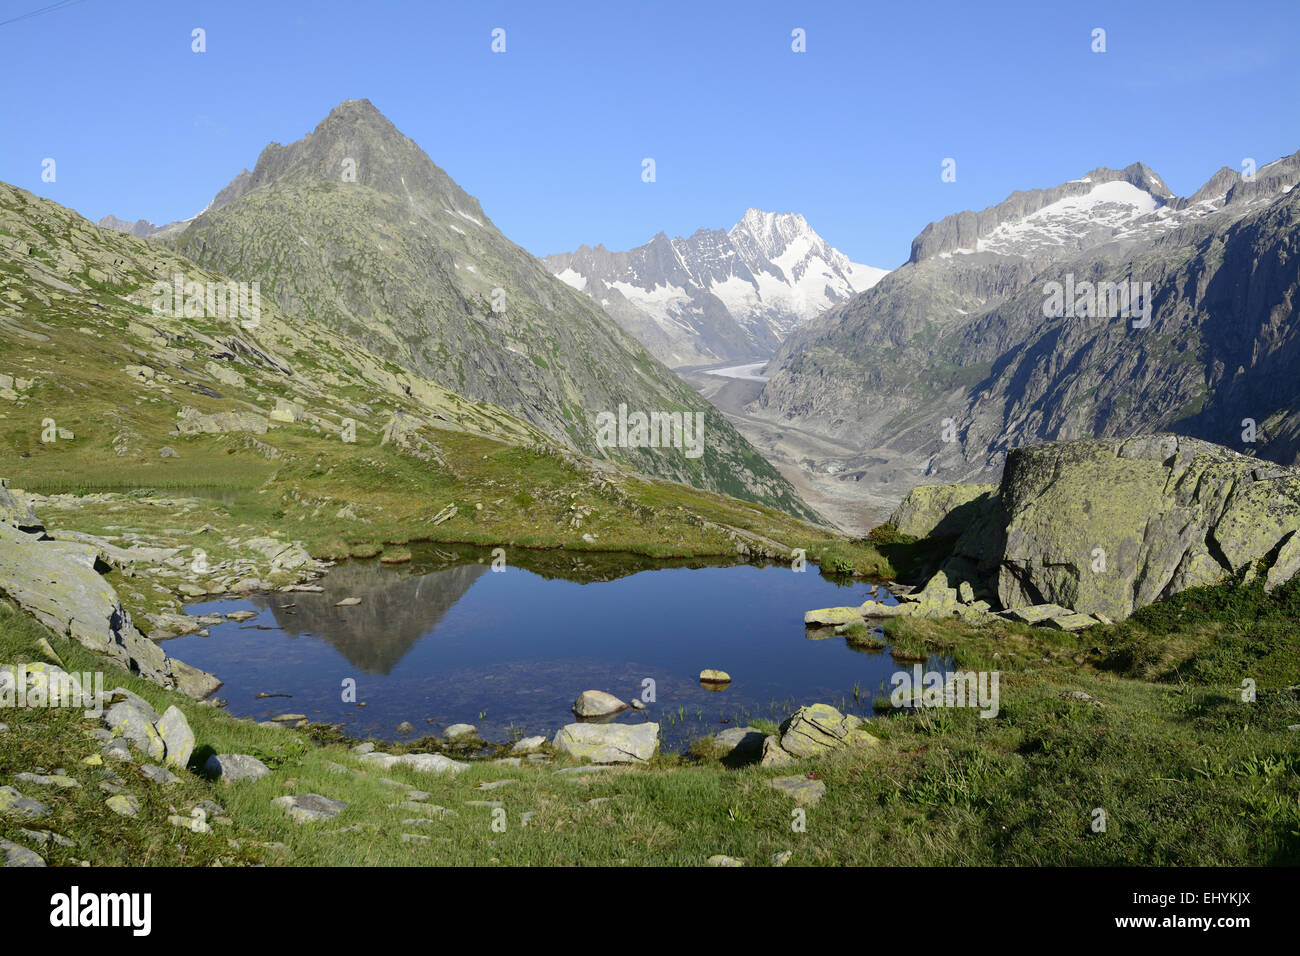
[199,99,480,219]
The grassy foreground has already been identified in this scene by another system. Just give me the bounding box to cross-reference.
[3,565,1297,866]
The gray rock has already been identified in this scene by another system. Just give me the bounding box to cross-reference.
[204,753,271,783]
[705,854,744,867]
[713,726,766,760]
[105,793,140,817]
[272,793,348,824]
[103,701,165,761]
[572,690,628,717]
[771,849,793,867]
[552,722,658,763]
[395,721,415,735]
[511,735,547,753]
[768,775,827,806]
[0,839,46,867]
[0,478,43,533]
[13,772,78,789]
[351,742,376,755]
[759,735,795,767]
[397,753,468,775]
[157,705,194,769]
[0,786,49,819]
[443,723,476,740]
[140,764,179,785]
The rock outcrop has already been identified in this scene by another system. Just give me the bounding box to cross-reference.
[0,482,219,696]
[888,434,1300,620]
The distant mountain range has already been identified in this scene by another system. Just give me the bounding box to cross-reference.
[749,151,1300,512]
[544,210,887,367]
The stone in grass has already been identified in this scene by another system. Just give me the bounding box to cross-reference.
[768,775,827,806]
[105,794,140,818]
[14,772,79,790]
[705,854,744,867]
[0,839,45,867]
[157,706,195,769]
[103,702,165,761]
[401,833,431,844]
[204,754,271,783]
[0,786,50,820]
[19,828,74,848]
[351,741,376,755]
[141,765,179,785]
[475,780,515,791]
[272,794,348,824]
[759,735,795,767]
[713,726,766,760]
[552,722,658,764]
[511,736,546,753]
[771,850,793,867]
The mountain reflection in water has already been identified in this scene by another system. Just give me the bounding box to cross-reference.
[169,547,944,749]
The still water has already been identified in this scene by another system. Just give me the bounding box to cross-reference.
[167,548,943,751]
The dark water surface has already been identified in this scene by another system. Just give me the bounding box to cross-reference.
[168,549,944,750]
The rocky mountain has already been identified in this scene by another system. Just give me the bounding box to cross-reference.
[749,152,1300,514]
[544,209,888,367]
[161,99,815,519]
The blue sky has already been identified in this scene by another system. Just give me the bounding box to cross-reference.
[2,0,1297,268]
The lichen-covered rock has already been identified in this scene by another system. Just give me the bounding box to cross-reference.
[778,703,875,758]
[553,722,658,763]
[103,701,165,761]
[996,435,1300,618]
[272,793,348,824]
[174,405,268,435]
[157,706,195,769]
[0,479,43,533]
[204,753,271,783]
[889,483,998,539]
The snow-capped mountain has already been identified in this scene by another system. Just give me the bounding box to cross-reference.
[543,209,888,367]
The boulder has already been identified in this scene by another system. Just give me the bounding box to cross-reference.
[157,706,195,769]
[713,726,766,760]
[779,703,877,758]
[572,689,627,718]
[759,735,795,767]
[889,483,999,539]
[552,722,658,763]
[699,669,731,683]
[103,701,165,761]
[0,521,173,686]
[204,753,271,783]
[443,723,476,740]
[0,479,43,533]
[996,435,1300,619]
